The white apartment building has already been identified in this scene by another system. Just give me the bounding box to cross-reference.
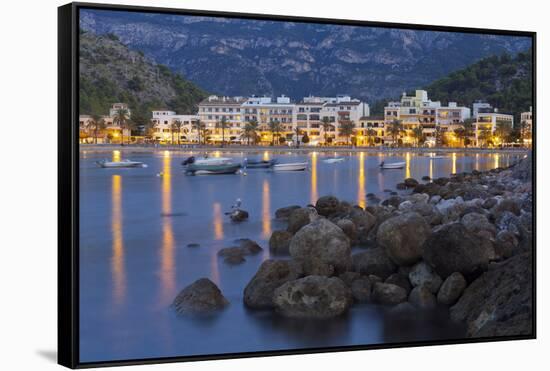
[520,107,533,147]
[79,103,132,143]
[474,110,514,146]
[472,101,493,118]
[295,101,325,143]
[241,96,296,142]
[151,110,200,143]
[198,95,247,143]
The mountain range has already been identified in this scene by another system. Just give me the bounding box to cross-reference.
[79,9,532,103]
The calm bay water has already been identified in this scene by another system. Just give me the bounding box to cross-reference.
[79,149,521,362]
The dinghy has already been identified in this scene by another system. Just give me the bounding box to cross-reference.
[323,157,345,164]
[379,161,406,169]
[272,162,308,171]
[185,163,242,175]
[96,159,147,168]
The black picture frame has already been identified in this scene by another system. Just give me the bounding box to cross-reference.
[58,2,537,368]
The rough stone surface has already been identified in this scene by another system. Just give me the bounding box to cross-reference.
[372,282,408,305]
[385,273,412,294]
[450,252,533,338]
[337,218,357,243]
[269,230,293,255]
[290,218,352,273]
[377,212,431,266]
[351,277,372,302]
[173,278,228,315]
[287,207,319,234]
[437,272,467,305]
[408,261,443,293]
[275,205,301,219]
[352,248,396,280]
[315,195,341,217]
[273,276,353,318]
[243,260,303,309]
[409,285,437,309]
[423,223,493,278]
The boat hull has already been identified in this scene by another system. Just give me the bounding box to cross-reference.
[97,161,146,168]
[185,163,241,175]
[380,162,406,169]
[245,159,277,169]
[272,162,308,171]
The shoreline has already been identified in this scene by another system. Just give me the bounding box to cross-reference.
[80,144,529,155]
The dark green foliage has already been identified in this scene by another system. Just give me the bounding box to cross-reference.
[79,30,207,121]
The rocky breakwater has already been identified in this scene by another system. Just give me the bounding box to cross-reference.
[253,154,533,335]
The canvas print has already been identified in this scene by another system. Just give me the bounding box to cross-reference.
[77,7,534,364]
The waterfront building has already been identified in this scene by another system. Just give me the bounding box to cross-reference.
[520,107,533,147]
[241,96,296,144]
[198,95,247,144]
[474,109,514,147]
[295,101,326,145]
[79,103,132,143]
[356,116,386,146]
[151,110,200,143]
[472,101,493,118]
[436,102,472,147]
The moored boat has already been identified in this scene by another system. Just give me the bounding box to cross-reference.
[272,162,308,171]
[185,163,242,175]
[243,158,278,169]
[323,157,345,164]
[96,159,147,168]
[181,156,232,166]
[379,161,405,169]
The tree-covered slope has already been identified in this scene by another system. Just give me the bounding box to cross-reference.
[79,30,207,125]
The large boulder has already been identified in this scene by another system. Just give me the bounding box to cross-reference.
[408,261,442,293]
[423,223,493,278]
[337,218,357,243]
[409,285,436,309]
[376,212,431,266]
[273,276,353,318]
[351,277,373,302]
[275,205,301,220]
[461,212,496,237]
[315,195,340,217]
[243,260,303,309]
[352,248,396,280]
[490,198,521,220]
[173,278,228,315]
[289,218,352,273]
[450,252,533,338]
[349,208,377,233]
[437,272,467,305]
[269,230,293,255]
[385,273,412,294]
[287,207,318,234]
[372,282,408,305]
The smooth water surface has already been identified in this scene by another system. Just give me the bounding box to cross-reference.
[79,149,521,362]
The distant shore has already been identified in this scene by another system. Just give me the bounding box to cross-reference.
[80,144,529,155]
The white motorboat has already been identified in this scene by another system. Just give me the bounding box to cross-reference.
[428,155,447,159]
[379,161,405,169]
[96,159,147,168]
[272,162,308,171]
[181,156,232,166]
[323,157,345,164]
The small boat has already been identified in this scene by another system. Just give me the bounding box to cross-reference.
[244,158,278,169]
[272,162,308,172]
[323,157,345,164]
[185,163,242,175]
[96,159,147,168]
[428,155,447,160]
[181,156,232,166]
[379,161,405,169]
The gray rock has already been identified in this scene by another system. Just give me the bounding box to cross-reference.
[385,273,412,294]
[461,212,497,237]
[338,271,361,286]
[349,208,377,234]
[409,285,436,309]
[352,247,396,280]
[290,218,352,273]
[273,276,352,318]
[173,278,228,315]
[491,198,521,220]
[494,230,519,259]
[372,282,407,305]
[275,205,301,219]
[299,258,335,277]
[482,198,498,209]
[450,252,533,338]
[437,272,467,305]
[287,207,319,234]
[423,223,493,278]
[243,260,303,309]
[376,212,431,266]
[269,230,293,255]
[238,239,263,254]
[336,218,357,242]
[315,195,340,217]
[351,277,372,302]
[408,261,442,293]
[404,178,419,188]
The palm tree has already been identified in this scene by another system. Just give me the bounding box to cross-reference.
[478,128,492,147]
[171,119,183,145]
[112,108,131,145]
[321,117,333,146]
[216,117,228,147]
[241,120,259,145]
[294,126,302,148]
[191,119,206,145]
[462,118,475,147]
[339,121,355,146]
[145,119,158,142]
[387,119,404,147]
[87,114,106,144]
[365,128,377,147]
[268,119,282,146]
[412,126,424,147]
[495,121,512,147]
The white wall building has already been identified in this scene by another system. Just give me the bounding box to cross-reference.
[151,110,200,143]
[198,95,247,143]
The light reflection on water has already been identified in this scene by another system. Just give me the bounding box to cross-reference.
[80,149,523,362]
